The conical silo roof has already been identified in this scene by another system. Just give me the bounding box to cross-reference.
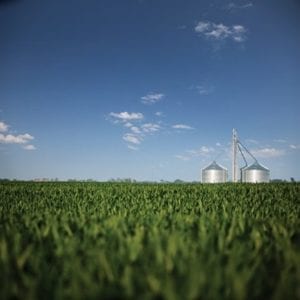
[244,161,269,171]
[203,161,227,171]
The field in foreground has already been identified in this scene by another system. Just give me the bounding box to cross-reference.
[0,182,299,300]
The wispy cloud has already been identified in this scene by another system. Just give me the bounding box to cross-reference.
[123,123,161,149]
[172,124,194,130]
[175,138,295,163]
[142,123,161,133]
[130,126,141,134]
[141,93,164,105]
[274,139,287,143]
[195,21,247,42]
[155,111,163,117]
[0,119,36,150]
[109,112,144,122]
[124,122,133,128]
[290,144,300,150]
[175,146,215,162]
[23,144,36,150]
[226,2,253,10]
[196,85,214,95]
[109,113,161,149]
[251,147,285,158]
[123,133,142,145]
[187,146,215,156]
[245,139,258,144]
[0,121,9,132]
[127,144,139,151]
[0,133,34,144]
[174,155,190,161]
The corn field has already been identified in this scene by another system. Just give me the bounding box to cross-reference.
[0,182,299,300]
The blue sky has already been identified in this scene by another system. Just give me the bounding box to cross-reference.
[0,0,299,181]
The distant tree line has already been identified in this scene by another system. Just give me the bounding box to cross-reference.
[0,177,298,183]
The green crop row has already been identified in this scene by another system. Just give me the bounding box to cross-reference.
[0,182,299,300]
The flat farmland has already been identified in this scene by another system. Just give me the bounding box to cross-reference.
[0,182,299,300]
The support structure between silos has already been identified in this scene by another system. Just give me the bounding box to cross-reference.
[232,128,238,182]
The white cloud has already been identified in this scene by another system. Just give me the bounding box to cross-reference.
[124,122,133,128]
[227,2,253,10]
[130,126,141,134]
[0,121,9,132]
[274,139,287,143]
[206,24,231,39]
[110,112,144,122]
[199,146,215,154]
[196,85,214,95]
[251,148,285,158]
[0,133,34,144]
[195,21,247,43]
[175,145,215,161]
[124,123,160,147]
[141,93,164,105]
[290,144,300,150]
[172,124,194,130]
[186,146,215,156]
[127,145,139,151]
[123,133,142,145]
[195,22,210,33]
[174,155,190,161]
[242,2,253,8]
[216,142,221,147]
[233,25,245,33]
[155,111,163,117]
[142,123,160,133]
[233,36,244,42]
[245,139,258,144]
[0,119,36,151]
[108,110,162,148]
[23,144,36,150]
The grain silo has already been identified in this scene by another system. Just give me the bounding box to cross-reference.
[202,161,228,183]
[241,161,270,183]
[232,129,270,183]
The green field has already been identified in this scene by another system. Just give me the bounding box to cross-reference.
[0,182,299,300]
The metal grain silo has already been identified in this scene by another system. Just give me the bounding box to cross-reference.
[202,161,228,183]
[241,161,270,183]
